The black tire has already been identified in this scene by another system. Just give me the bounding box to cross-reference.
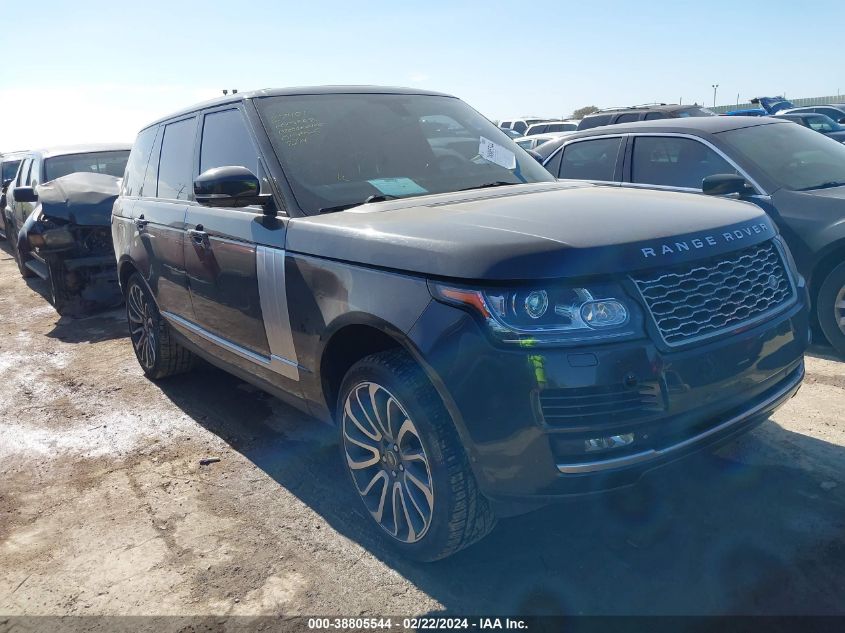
[338,349,496,561]
[47,261,69,316]
[125,272,195,379]
[817,261,845,356]
[10,224,34,279]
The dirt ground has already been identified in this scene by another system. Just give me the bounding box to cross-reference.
[0,238,844,620]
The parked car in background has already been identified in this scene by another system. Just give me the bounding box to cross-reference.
[0,150,26,240]
[525,121,578,136]
[515,132,573,151]
[538,116,845,354]
[724,96,795,117]
[113,86,807,560]
[776,113,845,142]
[16,173,124,315]
[5,144,130,282]
[781,104,845,124]
[499,117,554,135]
[577,104,714,130]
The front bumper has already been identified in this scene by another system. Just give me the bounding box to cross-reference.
[407,286,809,508]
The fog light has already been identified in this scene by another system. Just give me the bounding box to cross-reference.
[585,433,635,453]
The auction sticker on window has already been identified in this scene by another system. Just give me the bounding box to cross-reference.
[368,177,428,197]
[478,136,516,169]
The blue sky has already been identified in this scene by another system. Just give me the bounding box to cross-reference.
[1,0,842,150]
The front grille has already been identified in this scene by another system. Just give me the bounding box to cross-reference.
[540,383,662,427]
[632,240,794,346]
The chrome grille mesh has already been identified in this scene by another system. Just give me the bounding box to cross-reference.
[632,240,793,345]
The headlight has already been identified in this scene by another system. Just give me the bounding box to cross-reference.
[42,227,75,248]
[431,280,645,345]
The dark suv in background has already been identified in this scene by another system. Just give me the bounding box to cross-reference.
[537,116,845,354]
[578,103,715,130]
[5,144,130,312]
[113,86,807,560]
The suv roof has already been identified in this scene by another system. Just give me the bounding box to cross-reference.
[24,143,132,159]
[592,103,697,114]
[143,85,454,130]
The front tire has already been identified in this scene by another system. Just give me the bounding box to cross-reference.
[11,225,34,278]
[125,273,195,379]
[817,261,845,356]
[338,349,496,561]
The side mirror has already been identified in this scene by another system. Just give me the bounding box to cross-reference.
[526,149,544,164]
[194,166,274,213]
[13,186,38,203]
[702,174,752,196]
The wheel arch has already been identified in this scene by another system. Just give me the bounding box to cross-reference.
[809,239,845,303]
[317,312,480,470]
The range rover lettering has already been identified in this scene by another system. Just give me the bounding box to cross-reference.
[113,87,809,560]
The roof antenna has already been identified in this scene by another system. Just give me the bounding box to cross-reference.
[222,90,228,95]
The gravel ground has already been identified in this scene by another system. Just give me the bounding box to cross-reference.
[0,239,843,619]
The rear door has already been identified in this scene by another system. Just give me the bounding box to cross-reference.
[132,117,195,317]
[183,105,274,357]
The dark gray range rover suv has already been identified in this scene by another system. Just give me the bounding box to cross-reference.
[113,87,809,560]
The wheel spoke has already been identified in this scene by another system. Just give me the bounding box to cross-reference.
[396,481,417,543]
[345,396,381,442]
[405,469,434,511]
[368,383,391,439]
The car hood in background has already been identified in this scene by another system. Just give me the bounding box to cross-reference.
[754,97,795,114]
[37,172,121,226]
[286,182,775,281]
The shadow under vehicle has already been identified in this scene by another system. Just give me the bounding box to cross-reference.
[17,172,124,315]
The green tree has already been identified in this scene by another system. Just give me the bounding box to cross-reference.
[572,105,599,119]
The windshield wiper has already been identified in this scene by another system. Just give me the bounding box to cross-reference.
[458,181,519,192]
[798,181,845,191]
[318,194,399,214]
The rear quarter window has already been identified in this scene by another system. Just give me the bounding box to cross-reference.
[157,117,197,200]
[122,127,159,196]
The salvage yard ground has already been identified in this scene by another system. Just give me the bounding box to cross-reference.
[0,239,844,617]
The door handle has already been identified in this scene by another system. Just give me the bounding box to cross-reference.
[188,226,209,246]
[134,215,149,230]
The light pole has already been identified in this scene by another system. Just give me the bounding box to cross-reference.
[712,84,719,108]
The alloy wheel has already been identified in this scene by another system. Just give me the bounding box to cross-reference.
[127,283,156,370]
[342,382,434,544]
[836,283,845,336]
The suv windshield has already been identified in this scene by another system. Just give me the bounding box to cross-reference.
[805,114,843,133]
[44,150,130,182]
[719,122,845,191]
[255,94,553,213]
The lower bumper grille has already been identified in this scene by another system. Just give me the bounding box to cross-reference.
[540,383,662,427]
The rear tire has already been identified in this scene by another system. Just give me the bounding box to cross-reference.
[125,273,195,379]
[338,349,496,561]
[817,261,845,356]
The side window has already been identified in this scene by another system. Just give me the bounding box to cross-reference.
[29,159,39,188]
[631,136,737,190]
[616,113,640,124]
[157,117,197,200]
[516,139,535,150]
[122,127,159,197]
[544,147,564,176]
[16,159,31,186]
[644,112,666,121]
[199,109,259,175]
[512,121,528,134]
[527,125,546,136]
[559,137,623,181]
[578,114,612,130]
[500,121,512,129]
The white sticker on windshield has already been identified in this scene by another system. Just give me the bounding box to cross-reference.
[479,136,516,170]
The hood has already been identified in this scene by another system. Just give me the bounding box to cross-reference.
[36,172,121,226]
[753,97,795,114]
[285,182,776,281]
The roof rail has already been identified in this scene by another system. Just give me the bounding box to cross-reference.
[595,102,672,113]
